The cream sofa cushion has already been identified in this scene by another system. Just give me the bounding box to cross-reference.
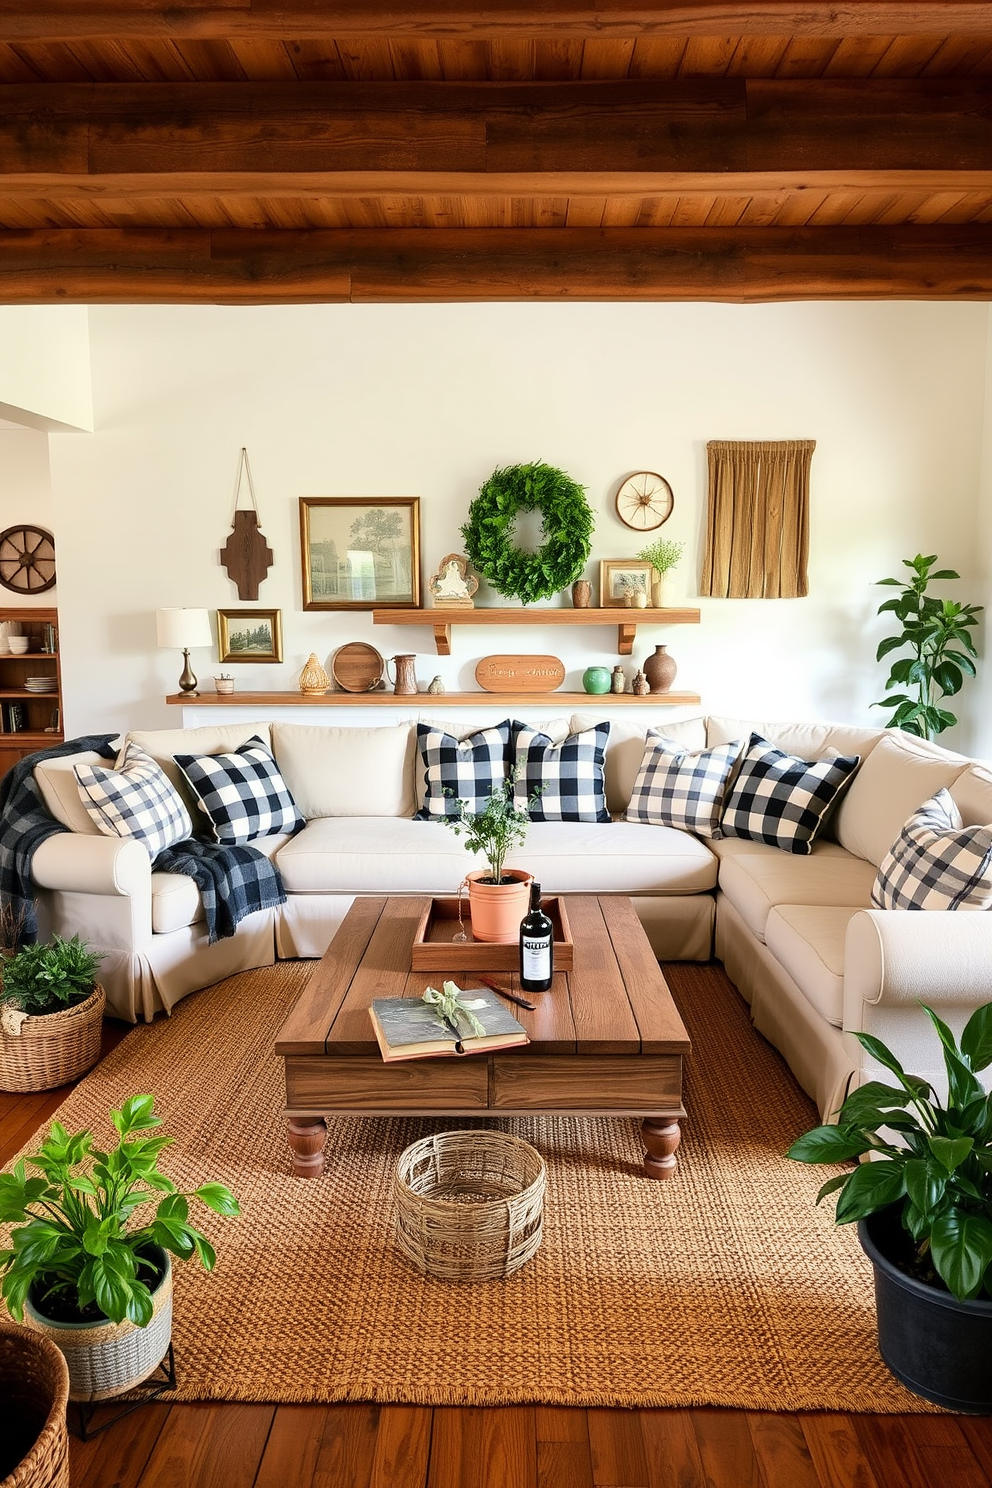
[764,905,861,1028]
[151,872,204,933]
[35,751,108,834]
[122,723,273,816]
[271,722,416,819]
[949,763,992,827]
[275,817,718,896]
[833,731,969,867]
[718,849,877,942]
[571,713,706,816]
[705,716,883,762]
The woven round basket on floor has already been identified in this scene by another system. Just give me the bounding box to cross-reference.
[394,1130,546,1281]
[0,984,105,1093]
[0,1319,69,1488]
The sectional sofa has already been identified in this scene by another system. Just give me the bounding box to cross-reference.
[26,712,992,1120]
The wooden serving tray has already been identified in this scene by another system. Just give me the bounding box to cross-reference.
[411,895,574,971]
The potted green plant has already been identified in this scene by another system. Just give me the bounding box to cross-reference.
[442,772,542,942]
[0,934,105,1093]
[787,1002,992,1412]
[873,552,982,740]
[0,1094,240,1403]
[638,537,685,607]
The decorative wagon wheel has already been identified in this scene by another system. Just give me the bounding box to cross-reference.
[0,525,56,594]
[614,472,674,532]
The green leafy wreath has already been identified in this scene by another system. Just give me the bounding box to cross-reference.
[461,462,594,604]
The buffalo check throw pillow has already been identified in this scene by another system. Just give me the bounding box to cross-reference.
[719,733,861,855]
[174,736,303,845]
[626,732,742,837]
[872,789,992,910]
[513,723,611,823]
[413,720,515,820]
[74,743,193,858]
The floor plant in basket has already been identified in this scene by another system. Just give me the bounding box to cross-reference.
[0,933,105,1092]
[787,1002,992,1412]
[0,1094,240,1403]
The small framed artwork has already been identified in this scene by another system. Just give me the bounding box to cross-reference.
[599,560,654,607]
[300,497,421,610]
[217,609,283,664]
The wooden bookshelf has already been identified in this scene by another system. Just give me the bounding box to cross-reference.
[0,606,61,778]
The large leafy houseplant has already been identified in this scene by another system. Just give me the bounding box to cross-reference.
[787,1003,992,1301]
[0,1094,239,1326]
[873,553,982,740]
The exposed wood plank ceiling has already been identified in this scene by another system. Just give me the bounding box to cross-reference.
[0,3,990,301]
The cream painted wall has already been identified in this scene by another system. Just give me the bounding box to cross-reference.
[42,300,988,749]
[0,307,92,432]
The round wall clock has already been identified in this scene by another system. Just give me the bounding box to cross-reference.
[615,472,674,531]
[0,525,56,594]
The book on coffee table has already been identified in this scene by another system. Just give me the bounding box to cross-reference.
[369,987,529,1062]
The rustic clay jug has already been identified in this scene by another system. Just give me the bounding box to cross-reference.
[644,644,677,693]
[387,653,418,695]
[571,580,592,608]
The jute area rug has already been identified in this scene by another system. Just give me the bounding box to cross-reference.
[6,959,934,1412]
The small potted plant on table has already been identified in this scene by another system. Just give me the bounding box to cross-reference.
[0,1094,240,1404]
[443,772,542,943]
[787,1003,992,1412]
[0,934,105,1093]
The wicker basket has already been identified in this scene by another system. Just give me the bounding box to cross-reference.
[0,1319,69,1488]
[25,1248,173,1404]
[0,985,105,1094]
[394,1130,546,1281]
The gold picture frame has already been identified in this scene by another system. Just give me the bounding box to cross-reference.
[300,497,421,610]
[217,608,283,663]
[599,560,654,607]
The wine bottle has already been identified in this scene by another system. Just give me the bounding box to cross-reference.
[519,879,553,994]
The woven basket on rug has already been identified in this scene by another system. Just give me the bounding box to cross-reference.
[0,1319,69,1488]
[394,1130,546,1281]
[24,1248,172,1404]
[0,984,105,1093]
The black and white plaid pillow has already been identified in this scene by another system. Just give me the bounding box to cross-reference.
[174,735,303,845]
[719,733,860,855]
[626,731,742,837]
[513,723,610,823]
[413,720,515,820]
[74,743,193,858]
[872,789,992,910]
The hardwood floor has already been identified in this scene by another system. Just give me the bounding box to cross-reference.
[4,1027,992,1488]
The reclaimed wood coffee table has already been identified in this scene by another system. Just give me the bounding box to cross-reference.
[275,893,690,1181]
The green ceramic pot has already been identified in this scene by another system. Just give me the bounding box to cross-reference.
[582,666,611,695]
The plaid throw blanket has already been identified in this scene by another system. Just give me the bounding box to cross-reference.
[0,735,286,946]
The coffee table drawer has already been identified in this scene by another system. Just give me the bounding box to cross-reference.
[491,1054,683,1111]
[284,1055,490,1110]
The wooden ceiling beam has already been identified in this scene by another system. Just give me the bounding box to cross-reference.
[2,81,990,193]
[0,226,989,302]
[2,2,992,43]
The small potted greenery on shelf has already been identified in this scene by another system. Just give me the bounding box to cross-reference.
[787,1002,992,1412]
[0,933,105,1093]
[443,771,543,942]
[638,537,685,607]
[0,1094,240,1402]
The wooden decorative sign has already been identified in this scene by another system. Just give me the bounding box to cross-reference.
[221,449,273,601]
[475,655,565,693]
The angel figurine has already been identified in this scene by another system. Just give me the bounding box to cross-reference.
[429,553,479,608]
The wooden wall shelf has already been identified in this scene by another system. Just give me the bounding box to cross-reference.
[371,606,701,656]
[166,691,701,708]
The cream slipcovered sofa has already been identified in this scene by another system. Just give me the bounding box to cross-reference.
[27,712,992,1120]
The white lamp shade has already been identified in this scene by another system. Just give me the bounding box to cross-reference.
[156,608,212,650]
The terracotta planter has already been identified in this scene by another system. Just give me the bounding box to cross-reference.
[467,869,532,943]
[25,1247,173,1404]
[0,985,105,1094]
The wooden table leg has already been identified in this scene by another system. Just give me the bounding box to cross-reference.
[641,1117,681,1180]
[286,1116,326,1178]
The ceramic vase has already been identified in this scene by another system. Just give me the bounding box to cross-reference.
[571,580,592,608]
[582,666,611,695]
[644,645,677,693]
[651,573,665,608]
[299,653,330,695]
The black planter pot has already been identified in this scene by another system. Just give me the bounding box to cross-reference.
[859,1208,992,1414]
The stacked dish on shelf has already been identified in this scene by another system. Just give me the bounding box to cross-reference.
[24,677,57,693]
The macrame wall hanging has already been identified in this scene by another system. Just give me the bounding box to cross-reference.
[220,447,274,601]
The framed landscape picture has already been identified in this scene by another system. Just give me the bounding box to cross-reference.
[599,559,653,607]
[217,609,283,663]
[300,497,421,610]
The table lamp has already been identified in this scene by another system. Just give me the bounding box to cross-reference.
[156,608,212,695]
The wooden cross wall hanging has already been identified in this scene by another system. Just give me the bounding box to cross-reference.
[220,447,274,601]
